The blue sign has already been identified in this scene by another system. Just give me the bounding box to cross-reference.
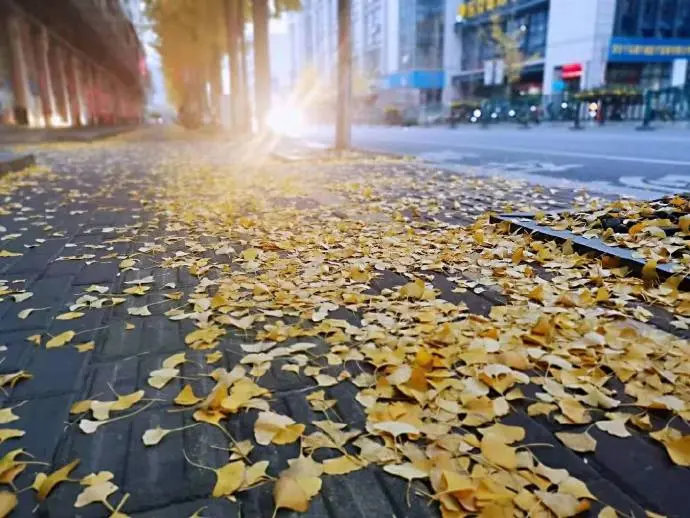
[382,70,445,90]
[609,37,690,62]
[551,79,565,93]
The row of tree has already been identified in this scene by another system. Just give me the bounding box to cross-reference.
[143,0,301,133]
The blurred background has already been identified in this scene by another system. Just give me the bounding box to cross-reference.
[1,0,690,131]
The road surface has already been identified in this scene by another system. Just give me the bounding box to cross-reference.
[303,124,690,199]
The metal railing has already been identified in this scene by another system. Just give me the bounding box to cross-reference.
[443,86,690,128]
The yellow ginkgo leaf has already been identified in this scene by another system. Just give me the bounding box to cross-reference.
[147,368,179,389]
[192,410,225,426]
[75,480,118,508]
[595,419,631,438]
[162,352,186,369]
[127,305,151,317]
[240,460,270,490]
[142,427,171,446]
[46,330,76,348]
[123,285,149,296]
[0,491,17,517]
[241,248,259,261]
[70,399,92,414]
[79,419,103,434]
[74,341,95,353]
[0,250,21,257]
[0,407,20,425]
[112,390,145,412]
[679,214,690,234]
[383,463,428,481]
[119,258,136,269]
[174,384,201,406]
[598,506,617,518]
[273,457,323,513]
[528,284,545,303]
[27,334,42,345]
[254,411,304,445]
[212,461,245,498]
[91,401,116,421]
[372,421,419,439]
[86,285,110,294]
[322,455,363,476]
[37,459,80,501]
[480,433,517,470]
[480,423,525,444]
[205,351,223,364]
[81,471,114,486]
[650,427,690,466]
[18,308,41,320]
[0,429,24,444]
[555,432,597,453]
[56,311,85,321]
[536,491,587,517]
[641,259,659,285]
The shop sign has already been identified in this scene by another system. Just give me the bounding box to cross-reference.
[457,0,509,20]
[561,63,582,79]
[609,37,690,62]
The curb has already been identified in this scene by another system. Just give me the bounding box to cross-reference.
[0,151,36,176]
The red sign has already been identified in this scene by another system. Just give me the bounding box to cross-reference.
[562,63,582,79]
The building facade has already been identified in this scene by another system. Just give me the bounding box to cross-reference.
[0,0,145,127]
[445,0,690,102]
[288,0,445,109]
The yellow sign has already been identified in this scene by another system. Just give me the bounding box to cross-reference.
[458,0,508,19]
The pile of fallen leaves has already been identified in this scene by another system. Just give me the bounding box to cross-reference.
[0,144,688,517]
[539,195,690,276]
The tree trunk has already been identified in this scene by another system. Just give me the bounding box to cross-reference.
[335,0,352,150]
[224,0,240,131]
[238,3,251,133]
[252,0,271,132]
[209,44,223,126]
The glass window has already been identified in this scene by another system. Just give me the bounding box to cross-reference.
[640,62,671,89]
[526,10,547,55]
[461,27,481,70]
[659,0,677,37]
[617,0,639,36]
[399,0,444,71]
[641,0,659,36]
[677,0,690,36]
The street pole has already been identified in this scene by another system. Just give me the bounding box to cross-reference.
[335,0,352,151]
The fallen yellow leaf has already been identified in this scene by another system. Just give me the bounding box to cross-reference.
[273,456,323,513]
[0,430,24,444]
[46,330,76,349]
[0,491,17,517]
[480,433,517,470]
[322,455,363,475]
[37,459,80,501]
[56,311,85,321]
[555,431,597,453]
[174,384,202,406]
[212,461,245,497]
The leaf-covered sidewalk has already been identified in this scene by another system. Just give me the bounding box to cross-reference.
[0,131,688,518]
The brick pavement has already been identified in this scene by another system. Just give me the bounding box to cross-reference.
[0,132,687,517]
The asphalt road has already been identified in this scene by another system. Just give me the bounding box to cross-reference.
[303,123,690,199]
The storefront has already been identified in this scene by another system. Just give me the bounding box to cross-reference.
[449,0,690,102]
[449,0,550,101]
[606,37,690,89]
